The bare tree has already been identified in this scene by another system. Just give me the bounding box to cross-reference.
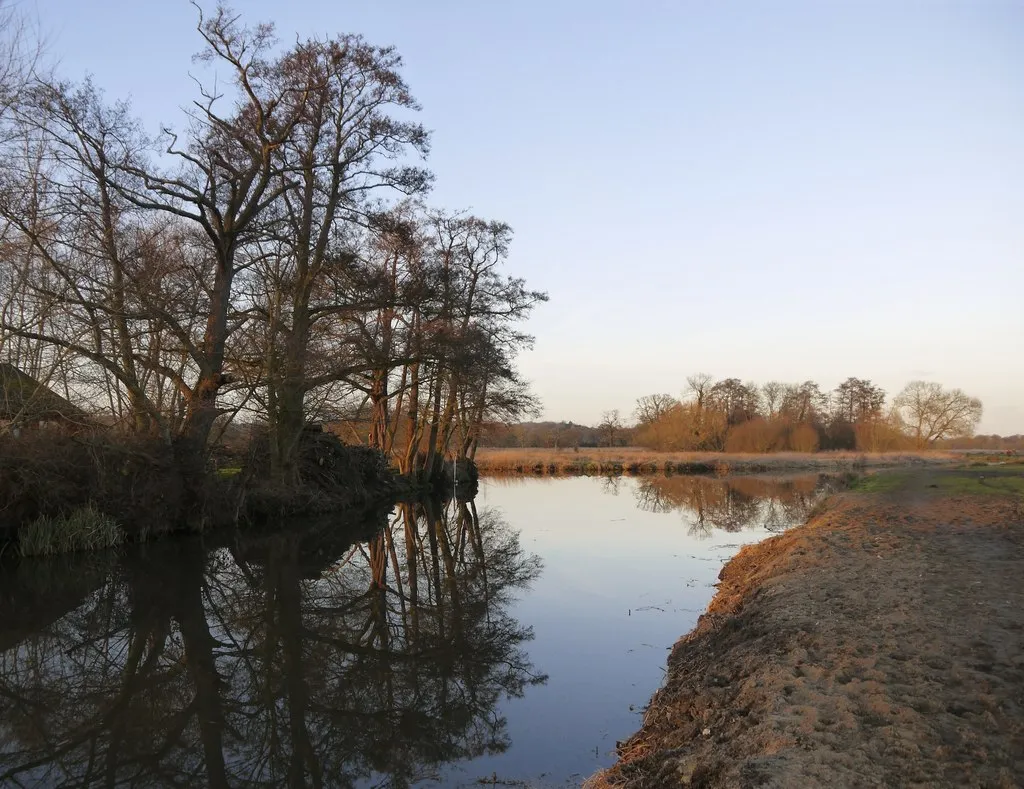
[417,211,545,476]
[895,381,982,448]
[780,380,826,425]
[0,77,182,434]
[0,3,546,490]
[0,0,43,127]
[707,378,761,425]
[832,377,885,425]
[111,6,311,457]
[685,372,714,410]
[633,393,679,425]
[599,409,623,447]
[242,33,431,483]
[760,381,785,420]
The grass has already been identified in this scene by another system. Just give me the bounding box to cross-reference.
[473,447,958,476]
[965,455,1024,467]
[848,472,912,494]
[848,467,1024,498]
[933,470,1024,497]
[18,504,124,557]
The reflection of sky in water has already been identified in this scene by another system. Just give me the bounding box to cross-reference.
[433,475,830,787]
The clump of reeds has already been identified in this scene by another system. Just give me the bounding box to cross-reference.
[18,504,124,556]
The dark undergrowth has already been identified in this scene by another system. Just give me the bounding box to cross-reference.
[0,430,401,556]
[240,429,398,520]
[0,434,189,551]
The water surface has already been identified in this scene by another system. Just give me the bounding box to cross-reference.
[0,473,838,787]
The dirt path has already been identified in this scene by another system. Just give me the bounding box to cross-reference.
[588,472,1024,788]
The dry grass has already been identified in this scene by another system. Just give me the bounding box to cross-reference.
[582,770,621,788]
[473,447,958,476]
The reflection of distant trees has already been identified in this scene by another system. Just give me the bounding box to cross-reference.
[600,476,622,496]
[0,500,545,787]
[632,474,837,536]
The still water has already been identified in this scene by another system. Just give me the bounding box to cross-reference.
[0,474,839,787]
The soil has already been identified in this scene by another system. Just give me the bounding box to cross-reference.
[588,472,1024,788]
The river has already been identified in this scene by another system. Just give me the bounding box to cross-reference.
[0,473,841,787]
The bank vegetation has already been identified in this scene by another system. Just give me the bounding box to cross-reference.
[472,447,957,476]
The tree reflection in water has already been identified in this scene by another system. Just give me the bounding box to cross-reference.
[632,474,842,536]
[0,499,545,788]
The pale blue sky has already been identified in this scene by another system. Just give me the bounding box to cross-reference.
[36,1,1024,433]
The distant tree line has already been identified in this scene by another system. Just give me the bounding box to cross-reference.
[0,5,544,484]
[632,375,983,452]
[938,435,1024,452]
[477,376,988,452]
[477,421,613,449]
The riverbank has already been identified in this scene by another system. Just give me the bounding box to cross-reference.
[587,468,1024,788]
[474,448,957,476]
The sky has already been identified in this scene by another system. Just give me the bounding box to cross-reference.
[31,0,1024,433]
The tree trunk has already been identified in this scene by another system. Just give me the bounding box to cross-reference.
[178,247,234,453]
[368,369,389,453]
[422,370,445,482]
[268,304,311,486]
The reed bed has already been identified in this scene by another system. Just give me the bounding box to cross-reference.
[472,447,958,476]
[18,505,124,557]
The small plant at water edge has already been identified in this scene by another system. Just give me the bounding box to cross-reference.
[19,505,124,556]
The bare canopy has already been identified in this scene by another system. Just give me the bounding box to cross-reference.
[894,381,982,447]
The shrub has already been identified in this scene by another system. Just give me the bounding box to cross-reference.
[854,420,912,452]
[788,423,820,452]
[724,418,784,453]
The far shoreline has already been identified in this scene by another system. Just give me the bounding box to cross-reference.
[472,447,967,477]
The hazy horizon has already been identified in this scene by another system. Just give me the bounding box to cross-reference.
[38,0,1023,433]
